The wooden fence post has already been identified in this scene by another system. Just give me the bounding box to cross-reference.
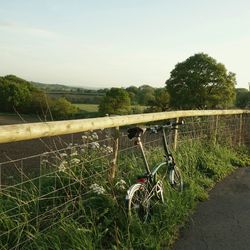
[109,126,119,180]
[239,114,243,146]
[173,117,179,150]
[214,115,219,144]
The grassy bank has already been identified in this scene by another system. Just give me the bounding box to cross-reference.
[0,140,249,249]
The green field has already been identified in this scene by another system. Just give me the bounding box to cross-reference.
[74,103,99,112]
[74,104,148,114]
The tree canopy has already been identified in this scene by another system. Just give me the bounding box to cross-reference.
[99,88,131,115]
[166,53,236,109]
[235,88,250,108]
[148,88,170,112]
[0,75,77,119]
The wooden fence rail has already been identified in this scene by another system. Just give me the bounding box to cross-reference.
[0,109,249,144]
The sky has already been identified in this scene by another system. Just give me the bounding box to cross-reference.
[0,0,249,89]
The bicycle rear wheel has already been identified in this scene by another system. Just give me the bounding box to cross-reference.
[169,166,183,192]
[126,183,150,222]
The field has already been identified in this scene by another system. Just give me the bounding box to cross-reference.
[74,103,148,114]
[73,103,99,112]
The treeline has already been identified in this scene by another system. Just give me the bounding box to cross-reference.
[98,53,250,115]
[0,75,77,119]
[1,53,249,119]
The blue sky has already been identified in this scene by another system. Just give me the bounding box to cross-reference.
[0,0,249,89]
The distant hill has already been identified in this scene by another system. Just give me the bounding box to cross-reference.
[31,82,89,92]
[30,81,106,104]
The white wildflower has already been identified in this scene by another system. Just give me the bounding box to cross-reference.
[60,153,68,158]
[115,179,127,190]
[89,142,100,149]
[82,135,88,140]
[106,146,113,154]
[71,158,81,164]
[90,183,105,194]
[70,151,78,157]
[58,160,67,173]
[91,132,99,140]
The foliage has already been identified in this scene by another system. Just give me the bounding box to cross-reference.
[235,88,250,108]
[166,53,236,109]
[0,136,249,249]
[99,88,131,115]
[126,86,139,105]
[147,88,170,112]
[0,75,33,112]
[137,85,155,105]
[0,75,78,119]
[50,97,78,119]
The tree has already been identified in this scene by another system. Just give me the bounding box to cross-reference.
[148,88,170,112]
[0,76,32,112]
[235,88,250,108]
[126,86,139,105]
[166,53,236,109]
[99,88,131,115]
[138,85,155,105]
[0,75,78,118]
[50,97,78,119]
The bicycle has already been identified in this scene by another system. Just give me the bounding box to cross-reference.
[125,121,184,222]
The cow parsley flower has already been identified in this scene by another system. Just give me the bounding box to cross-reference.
[71,158,81,165]
[89,142,100,149]
[90,183,105,194]
[58,160,67,172]
[115,179,127,190]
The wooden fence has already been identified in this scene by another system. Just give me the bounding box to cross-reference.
[0,109,249,144]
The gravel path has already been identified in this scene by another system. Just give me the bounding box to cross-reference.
[174,167,250,250]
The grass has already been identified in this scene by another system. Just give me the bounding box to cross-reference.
[73,103,148,114]
[0,139,249,249]
[73,103,99,113]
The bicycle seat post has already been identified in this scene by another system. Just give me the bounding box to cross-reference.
[137,136,151,175]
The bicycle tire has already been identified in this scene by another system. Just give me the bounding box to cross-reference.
[169,166,183,192]
[126,183,150,222]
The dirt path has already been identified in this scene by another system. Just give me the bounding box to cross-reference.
[174,167,250,250]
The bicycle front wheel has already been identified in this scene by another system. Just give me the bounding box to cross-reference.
[126,183,150,222]
[169,166,183,192]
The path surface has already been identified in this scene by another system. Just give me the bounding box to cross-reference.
[174,167,250,250]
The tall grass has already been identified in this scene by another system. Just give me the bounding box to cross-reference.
[0,139,249,249]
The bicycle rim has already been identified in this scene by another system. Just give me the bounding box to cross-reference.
[169,166,183,192]
[127,183,150,222]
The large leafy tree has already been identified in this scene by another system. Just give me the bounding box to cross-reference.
[99,88,131,115]
[166,53,236,109]
[235,88,250,108]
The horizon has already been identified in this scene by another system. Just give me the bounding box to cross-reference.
[0,1,249,89]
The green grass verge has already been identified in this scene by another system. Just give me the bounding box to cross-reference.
[0,140,249,249]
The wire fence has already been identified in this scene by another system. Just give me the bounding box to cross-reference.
[0,113,249,249]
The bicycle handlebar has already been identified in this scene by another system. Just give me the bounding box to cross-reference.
[127,121,184,139]
[147,120,184,134]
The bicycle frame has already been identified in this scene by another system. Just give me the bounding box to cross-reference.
[136,127,175,179]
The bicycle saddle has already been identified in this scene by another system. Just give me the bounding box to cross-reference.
[127,127,145,139]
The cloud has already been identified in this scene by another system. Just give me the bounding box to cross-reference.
[0,21,57,39]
